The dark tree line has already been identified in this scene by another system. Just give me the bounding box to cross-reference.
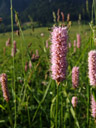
[20,0,92,25]
[0,0,93,26]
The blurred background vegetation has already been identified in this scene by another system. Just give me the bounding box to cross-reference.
[0,0,93,32]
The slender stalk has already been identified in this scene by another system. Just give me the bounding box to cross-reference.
[94,0,96,24]
[7,103,13,127]
[60,85,63,128]
[55,82,59,128]
[27,97,31,126]
[87,84,90,127]
[15,12,25,73]
[10,0,16,128]
[92,0,94,23]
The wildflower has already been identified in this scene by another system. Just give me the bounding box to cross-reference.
[72,67,79,88]
[88,50,96,86]
[35,50,40,60]
[31,54,36,62]
[25,62,28,72]
[6,38,11,47]
[29,61,32,69]
[91,95,96,119]
[0,73,10,102]
[61,12,64,22]
[67,13,70,22]
[51,27,68,82]
[74,40,76,47]
[16,30,20,36]
[11,41,17,57]
[71,96,78,108]
[68,42,71,48]
[77,34,81,48]
[57,9,60,22]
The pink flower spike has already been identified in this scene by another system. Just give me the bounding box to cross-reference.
[72,67,79,88]
[29,61,32,69]
[74,40,76,47]
[6,38,11,47]
[88,50,96,86]
[91,95,96,119]
[77,34,81,48]
[11,40,17,57]
[0,73,10,102]
[68,42,71,48]
[51,27,68,82]
[71,96,78,108]
[25,62,28,72]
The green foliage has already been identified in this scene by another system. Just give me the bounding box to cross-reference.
[0,21,95,127]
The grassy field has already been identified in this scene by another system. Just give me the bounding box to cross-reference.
[0,22,95,128]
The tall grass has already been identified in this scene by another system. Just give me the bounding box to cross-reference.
[10,0,17,128]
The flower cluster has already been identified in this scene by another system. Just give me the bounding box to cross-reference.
[88,50,96,86]
[72,67,79,88]
[71,96,78,108]
[11,41,17,57]
[77,34,81,48]
[91,95,96,119]
[6,38,11,47]
[51,27,68,82]
[0,73,10,102]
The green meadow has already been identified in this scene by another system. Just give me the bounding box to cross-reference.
[0,21,95,128]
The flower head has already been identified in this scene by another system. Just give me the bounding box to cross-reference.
[88,50,96,86]
[74,40,76,47]
[77,34,81,48]
[25,62,28,72]
[6,38,11,47]
[68,42,71,48]
[72,67,79,88]
[11,41,17,57]
[91,95,96,119]
[51,27,68,82]
[29,61,32,69]
[0,73,10,102]
[71,96,78,108]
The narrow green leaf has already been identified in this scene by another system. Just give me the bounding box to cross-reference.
[92,87,96,101]
[0,105,5,110]
[32,79,52,121]
[0,120,5,123]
